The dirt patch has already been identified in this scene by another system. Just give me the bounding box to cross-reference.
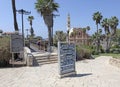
[109,58,120,68]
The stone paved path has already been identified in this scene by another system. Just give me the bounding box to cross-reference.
[0,56,120,87]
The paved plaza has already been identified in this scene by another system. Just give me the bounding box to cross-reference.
[0,56,120,87]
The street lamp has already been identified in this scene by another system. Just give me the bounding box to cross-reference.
[26,29,29,39]
[16,9,31,46]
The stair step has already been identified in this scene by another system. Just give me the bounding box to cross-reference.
[37,58,57,62]
[38,61,58,65]
[33,53,58,65]
[35,56,58,60]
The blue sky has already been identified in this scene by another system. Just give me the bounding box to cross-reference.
[0,0,120,38]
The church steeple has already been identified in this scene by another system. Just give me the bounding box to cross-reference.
[67,13,71,43]
[67,13,71,31]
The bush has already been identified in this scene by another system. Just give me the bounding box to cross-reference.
[76,45,92,61]
[110,44,120,54]
[92,51,99,55]
[0,37,11,67]
[113,50,119,54]
[83,49,92,59]
[0,47,11,67]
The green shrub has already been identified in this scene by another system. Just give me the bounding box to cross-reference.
[0,37,11,67]
[0,47,11,67]
[76,45,92,61]
[92,51,99,55]
[83,49,92,59]
[113,50,119,54]
[110,44,120,54]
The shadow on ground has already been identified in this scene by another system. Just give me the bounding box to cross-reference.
[64,73,92,78]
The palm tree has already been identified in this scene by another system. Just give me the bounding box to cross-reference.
[11,0,18,31]
[53,31,66,46]
[98,29,102,34]
[101,18,110,52]
[109,16,119,35]
[109,16,119,52]
[93,11,103,53]
[35,0,59,52]
[101,17,119,52]
[86,26,90,31]
[98,29,102,41]
[101,18,110,34]
[28,16,34,37]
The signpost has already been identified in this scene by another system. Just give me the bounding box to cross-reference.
[10,34,23,53]
[10,34,24,66]
[58,42,76,78]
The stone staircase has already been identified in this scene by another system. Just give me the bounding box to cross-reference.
[32,52,58,66]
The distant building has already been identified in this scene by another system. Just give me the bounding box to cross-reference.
[67,14,90,45]
[69,28,90,45]
[2,31,21,36]
[2,32,14,36]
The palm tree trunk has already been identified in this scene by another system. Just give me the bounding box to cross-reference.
[51,14,53,46]
[43,14,53,51]
[11,0,18,31]
[106,36,109,52]
[30,25,33,37]
[51,27,53,46]
[48,26,52,52]
[107,36,112,53]
[96,24,99,53]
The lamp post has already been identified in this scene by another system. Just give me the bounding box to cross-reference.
[17,9,31,46]
[26,29,29,39]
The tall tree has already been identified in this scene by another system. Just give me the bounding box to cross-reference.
[101,17,119,52]
[109,16,119,35]
[101,18,109,34]
[35,0,59,52]
[93,11,103,53]
[11,0,18,31]
[53,31,66,46]
[28,16,34,37]
[101,18,110,52]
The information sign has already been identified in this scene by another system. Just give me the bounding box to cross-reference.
[10,34,23,53]
[58,42,76,77]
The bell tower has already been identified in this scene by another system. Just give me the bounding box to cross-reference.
[67,13,71,43]
[67,13,71,31]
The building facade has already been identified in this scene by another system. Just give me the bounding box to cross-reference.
[69,28,90,45]
[67,14,90,45]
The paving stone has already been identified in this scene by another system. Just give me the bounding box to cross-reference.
[0,56,120,87]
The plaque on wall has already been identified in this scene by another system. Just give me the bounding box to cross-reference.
[10,34,23,53]
[58,42,76,78]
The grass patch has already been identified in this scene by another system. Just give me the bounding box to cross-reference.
[93,53,120,59]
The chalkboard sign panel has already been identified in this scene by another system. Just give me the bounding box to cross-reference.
[58,42,76,77]
[10,34,23,53]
